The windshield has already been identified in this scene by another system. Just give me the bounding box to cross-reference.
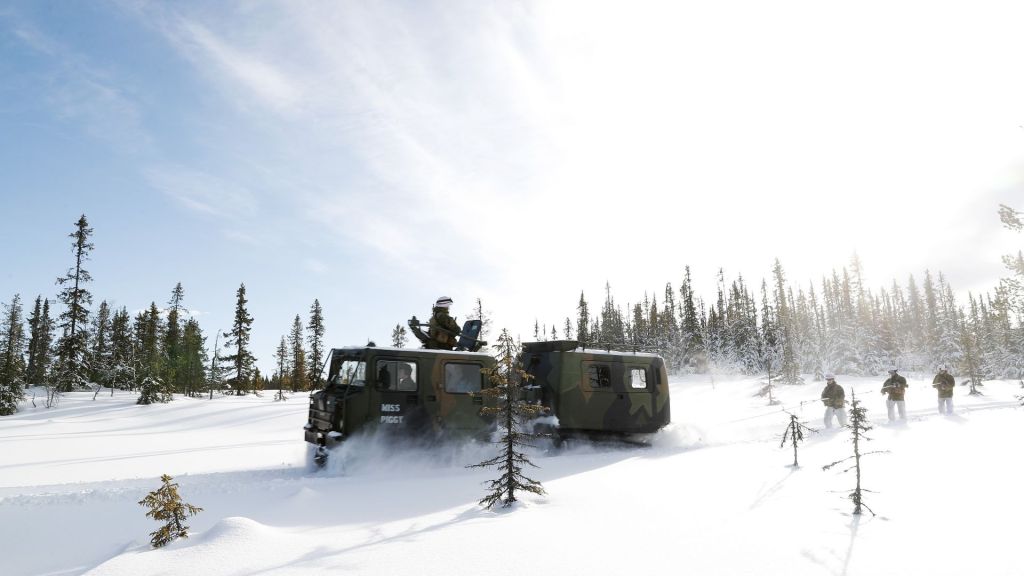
[328,358,366,387]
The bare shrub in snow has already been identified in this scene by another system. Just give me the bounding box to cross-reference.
[779,413,816,467]
[823,391,887,515]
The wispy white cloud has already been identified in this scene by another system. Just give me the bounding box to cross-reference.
[5,14,151,152]
[171,18,304,114]
[132,1,553,278]
[122,0,1024,335]
[144,165,259,219]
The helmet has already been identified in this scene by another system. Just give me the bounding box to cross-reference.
[938,365,947,372]
[435,296,453,308]
[824,373,835,380]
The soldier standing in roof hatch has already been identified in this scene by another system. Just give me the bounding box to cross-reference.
[820,373,847,429]
[428,296,461,350]
[932,365,955,415]
[881,367,908,422]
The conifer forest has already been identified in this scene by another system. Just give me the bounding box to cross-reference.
[1,206,1022,415]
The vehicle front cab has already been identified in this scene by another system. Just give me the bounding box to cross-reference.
[305,346,498,452]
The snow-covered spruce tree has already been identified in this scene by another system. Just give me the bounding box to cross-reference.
[469,329,546,509]
[25,296,54,387]
[252,366,264,393]
[679,266,706,372]
[469,297,492,341]
[108,307,134,394]
[133,306,158,381]
[956,305,985,395]
[289,315,308,392]
[163,283,186,394]
[758,282,781,404]
[307,299,325,388]
[53,214,94,395]
[599,282,627,345]
[997,204,1024,384]
[137,374,172,405]
[180,318,207,397]
[779,413,816,467]
[771,259,803,384]
[274,335,289,400]
[138,474,203,548]
[0,294,27,415]
[136,303,172,405]
[823,391,887,516]
[922,270,942,369]
[576,291,590,344]
[998,204,1023,314]
[206,331,228,399]
[391,324,407,348]
[89,300,112,398]
[222,283,256,395]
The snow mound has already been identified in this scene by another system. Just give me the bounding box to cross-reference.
[86,517,296,576]
[192,516,272,546]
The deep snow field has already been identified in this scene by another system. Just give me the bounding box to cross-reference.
[2,374,1022,576]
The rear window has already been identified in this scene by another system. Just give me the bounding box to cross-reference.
[629,368,648,389]
[445,363,483,394]
[587,364,611,388]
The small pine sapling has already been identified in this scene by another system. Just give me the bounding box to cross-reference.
[469,329,546,509]
[137,376,172,405]
[757,368,780,406]
[779,413,817,467]
[823,391,888,515]
[966,374,984,396]
[138,474,203,548]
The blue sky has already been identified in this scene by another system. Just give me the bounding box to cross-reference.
[2,0,1023,373]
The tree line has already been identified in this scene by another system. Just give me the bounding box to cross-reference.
[0,215,328,414]
[3,206,1019,414]
[541,206,1024,383]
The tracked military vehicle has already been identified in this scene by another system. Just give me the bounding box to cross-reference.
[521,340,671,437]
[304,319,671,466]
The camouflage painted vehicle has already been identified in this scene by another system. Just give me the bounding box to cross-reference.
[305,336,671,466]
[305,344,498,464]
[521,340,671,438]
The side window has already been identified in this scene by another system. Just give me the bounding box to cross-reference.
[445,363,482,394]
[587,364,611,389]
[629,368,648,389]
[375,360,418,391]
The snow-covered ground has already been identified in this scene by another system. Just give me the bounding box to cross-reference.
[2,375,1022,576]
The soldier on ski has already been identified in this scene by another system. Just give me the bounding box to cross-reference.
[427,296,461,350]
[932,366,955,415]
[820,373,847,428]
[881,367,908,421]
